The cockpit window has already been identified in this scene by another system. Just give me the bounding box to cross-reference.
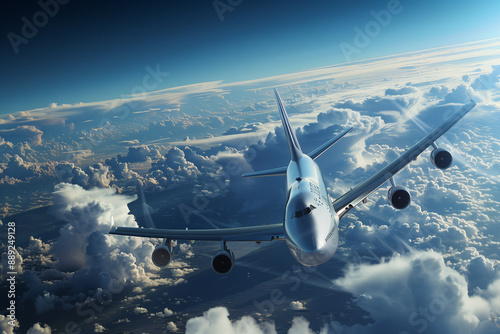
[291,205,316,218]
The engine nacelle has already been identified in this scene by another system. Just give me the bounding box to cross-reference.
[387,186,411,210]
[430,148,453,170]
[211,249,235,275]
[152,244,173,268]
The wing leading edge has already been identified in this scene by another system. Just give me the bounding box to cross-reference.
[333,100,476,215]
[109,223,285,242]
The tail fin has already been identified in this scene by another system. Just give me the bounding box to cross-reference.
[274,88,302,161]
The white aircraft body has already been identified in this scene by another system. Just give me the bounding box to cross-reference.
[111,88,476,274]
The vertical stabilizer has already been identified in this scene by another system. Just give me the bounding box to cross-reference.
[274,88,303,161]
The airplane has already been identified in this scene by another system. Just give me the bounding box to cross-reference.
[110,88,476,274]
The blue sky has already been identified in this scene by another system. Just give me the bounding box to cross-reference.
[1,0,500,114]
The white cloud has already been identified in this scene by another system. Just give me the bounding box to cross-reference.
[117,146,151,163]
[0,315,19,334]
[185,306,326,334]
[326,250,500,333]
[472,65,500,91]
[289,301,307,311]
[179,243,194,258]
[167,321,179,332]
[55,163,114,189]
[185,307,262,334]
[94,323,106,332]
[288,317,316,334]
[152,307,174,318]
[17,183,193,316]
[26,323,52,334]
[28,236,51,254]
[134,307,148,314]
[0,125,43,145]
[0,155,54,181]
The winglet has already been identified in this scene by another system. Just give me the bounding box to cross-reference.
[465,89,475,104]
[110,216,117,233]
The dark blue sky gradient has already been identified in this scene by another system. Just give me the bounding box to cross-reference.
[1,0,500,113]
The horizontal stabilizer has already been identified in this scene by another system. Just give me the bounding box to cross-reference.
[308,127,353,160]
[242,166,287,178]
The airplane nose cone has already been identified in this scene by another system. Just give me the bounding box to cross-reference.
[295,230,324,253]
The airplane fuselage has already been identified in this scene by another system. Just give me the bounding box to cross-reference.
[284,154,339,266]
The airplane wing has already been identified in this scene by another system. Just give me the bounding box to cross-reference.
[332,100,476,217]
[109,223,285,242]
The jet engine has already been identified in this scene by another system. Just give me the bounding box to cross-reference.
[152,242,173,268]
[387,186,411,210]
[211,249,235,275]
[430,148,453,170]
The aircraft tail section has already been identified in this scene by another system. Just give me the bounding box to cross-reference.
[275,88,303,161]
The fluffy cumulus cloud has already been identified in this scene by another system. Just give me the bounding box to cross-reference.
[185,306,319,334]
[0,155,54,182]
[443,84,471,104]
[472,65,500,91]
[148,146,201,189]
[26,323,52,334]
[94,323,106,332]
[0,125,43,145]
[425,85,450,99]
[331,86,421,123]
[146,145,240,193]
[117,146,152,163]
[325,251,500,334]
[134,307,148,314]
[167,321,179,332]
[151,307,174,318]
[0,314,19,334]
[104,158,141,180]
[55,162,114,188]
[289,301,307,311]
[20,183,190,317]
